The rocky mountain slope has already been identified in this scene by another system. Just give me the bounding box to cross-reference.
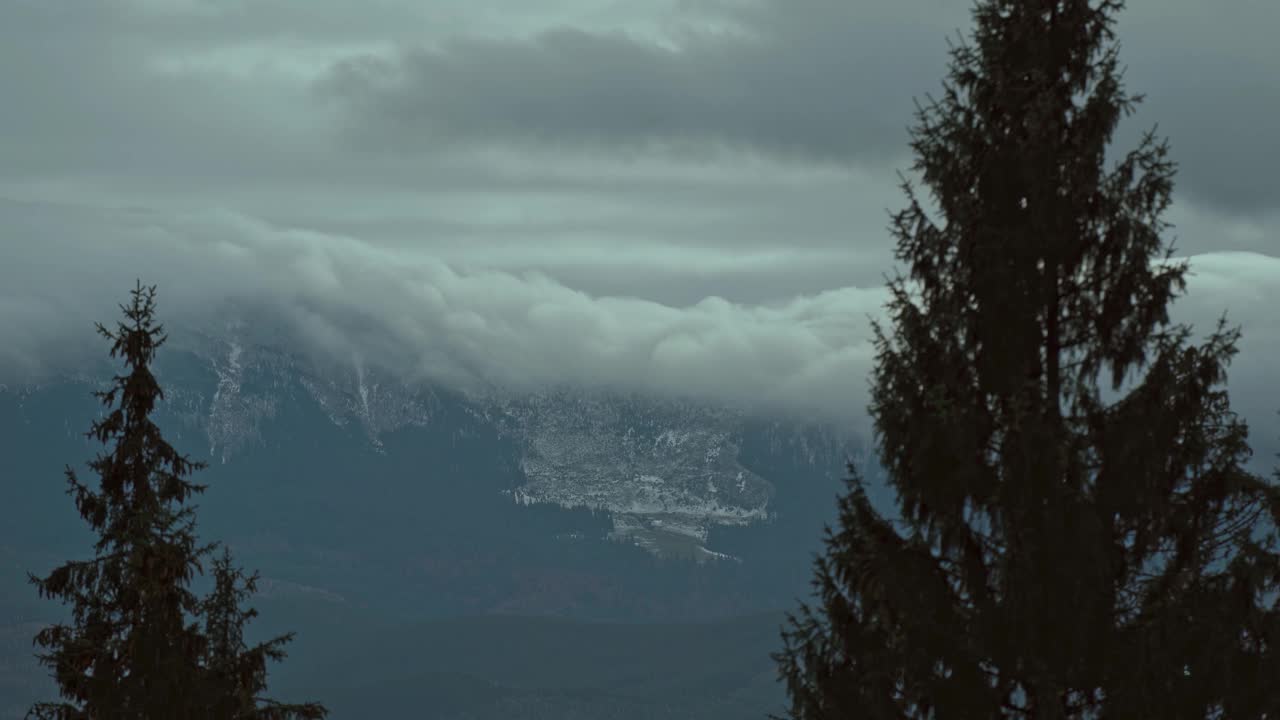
[153,330,866,561]
[1,326,880,621]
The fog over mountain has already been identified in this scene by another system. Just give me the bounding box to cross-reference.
[3,197,1279,464]
[3,0,1279,446]
[0,197,886,429]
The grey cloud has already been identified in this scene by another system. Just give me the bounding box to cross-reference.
[734,0,1280,218]
[317,0,1280,217]
[3,0,1276,238]
[0,0,1276,461]
[1119,53,1280,218]
[3,199,1278,465]
[0,4,324,188]
[0,0,902,306]
[0,199,885,432]
[316,9,951,167]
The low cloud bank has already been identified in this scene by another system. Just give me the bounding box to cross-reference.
[0,198,884,428]
[2,198,1277,460]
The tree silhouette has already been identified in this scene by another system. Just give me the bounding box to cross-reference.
[27,282,326,719]
[775,1,1280,717]
[199,547,328,719]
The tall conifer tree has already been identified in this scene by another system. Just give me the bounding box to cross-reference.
[776,1,1280,717]
[28,282,326,719]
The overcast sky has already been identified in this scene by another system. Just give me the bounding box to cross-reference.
[1,0,1277,455]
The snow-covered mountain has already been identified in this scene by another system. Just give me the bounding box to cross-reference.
[1,326,877,620]
[147,329,864,563]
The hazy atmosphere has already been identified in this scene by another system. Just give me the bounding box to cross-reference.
[5,1,1280,717]
[2,0,1278,443]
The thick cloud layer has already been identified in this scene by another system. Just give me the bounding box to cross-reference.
[0,199,884,425]
[317,0,1280,217]
[3,199,1277,462]
[0,0,1277,458]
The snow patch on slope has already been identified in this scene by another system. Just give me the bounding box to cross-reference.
[201,336,281,463]
[492,390,774,561]
[297,362,438,451]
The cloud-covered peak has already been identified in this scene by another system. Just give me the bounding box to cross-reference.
[0,199,885,429]
[0,0,1277,459]
[2,198,1277,463]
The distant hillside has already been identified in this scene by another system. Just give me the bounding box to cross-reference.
[0,332,886,623]
[262,603,789,720]
[1,589,788,720]
[0,330,880,717]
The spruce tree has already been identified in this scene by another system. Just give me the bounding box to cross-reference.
[775,1,1280,717]
[27,282,326,719]
[199,548,327,720]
